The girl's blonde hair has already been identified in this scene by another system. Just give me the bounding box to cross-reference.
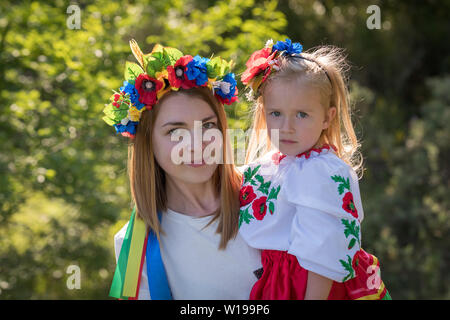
[245,45,362,174]
[128,87,242,249]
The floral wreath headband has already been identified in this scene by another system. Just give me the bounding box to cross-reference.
[102,40,239,139]
[241,38,331,100]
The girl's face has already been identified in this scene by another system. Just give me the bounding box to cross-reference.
[263,78,336,156]
[152,93,220,185]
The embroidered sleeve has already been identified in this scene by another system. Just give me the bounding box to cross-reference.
[284,156,364,282]
[238,161,282,227]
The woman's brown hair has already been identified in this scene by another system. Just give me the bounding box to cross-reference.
[128,86,242,249]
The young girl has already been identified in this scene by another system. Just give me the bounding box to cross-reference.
[238,39,391,300]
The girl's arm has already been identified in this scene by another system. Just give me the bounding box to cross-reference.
[304,271,333,300]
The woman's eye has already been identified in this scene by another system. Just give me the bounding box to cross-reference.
[167,128,180,135]
[270,111,281,117]
[203,122,217,129]
[297,111,308,119]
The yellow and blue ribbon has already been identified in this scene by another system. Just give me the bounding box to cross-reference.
[109,208,172,300]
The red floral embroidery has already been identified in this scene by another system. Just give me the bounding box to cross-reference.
[273,144,338,165]
[241,47,277,85]
[252,196,268,220]
[296,144,337,159]
[272,152,286,165]
[135,74,164,106]
[342,191,358,219]
[240,185,257,207]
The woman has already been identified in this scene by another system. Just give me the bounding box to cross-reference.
[104,40,261,299]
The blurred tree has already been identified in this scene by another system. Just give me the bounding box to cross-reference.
[0,0,136,298]
[373,76,449,299]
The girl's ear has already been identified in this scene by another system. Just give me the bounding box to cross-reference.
[323,106,337,130]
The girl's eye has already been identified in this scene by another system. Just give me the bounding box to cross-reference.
[297,111,308,119]
[203,122,217,129]
[270,111,281,117]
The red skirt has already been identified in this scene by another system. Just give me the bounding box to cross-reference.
[250,249,391,300]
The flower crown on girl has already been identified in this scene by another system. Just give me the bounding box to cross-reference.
[241,38,331,100]
[102,39,239,139]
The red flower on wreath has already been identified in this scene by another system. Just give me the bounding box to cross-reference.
[167,55,197,89]
[240,185,257,207]
[135,74,164,106]
[252,196,268,220]
[241,47,277,85]
[342,191,358,219]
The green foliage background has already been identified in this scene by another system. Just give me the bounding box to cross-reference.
[0,0,448,299]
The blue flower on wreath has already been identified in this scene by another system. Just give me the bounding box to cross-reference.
[272,38,303,56]
[114,120,139,135]
[185,55,210,86]
[214,73,237,100]
[120,81,145,111]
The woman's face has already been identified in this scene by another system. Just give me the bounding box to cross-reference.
[152,93,220,185]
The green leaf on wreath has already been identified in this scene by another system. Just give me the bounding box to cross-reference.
[102,102,128,124]
[124,61,144,84]
[163,47,183,67]
[145,53,165,78]
[206,56,232,79]
[102,115,117,126]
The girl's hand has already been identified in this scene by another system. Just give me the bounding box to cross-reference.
[304,271,333,300]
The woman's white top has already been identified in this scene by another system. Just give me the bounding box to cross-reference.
[114,208,262,300]
[238,146,364,283]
